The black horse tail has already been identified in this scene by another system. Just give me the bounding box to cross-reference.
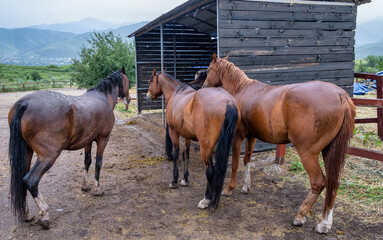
[210,103,239,209]
[165,123,173,161]
[9,101,28,223]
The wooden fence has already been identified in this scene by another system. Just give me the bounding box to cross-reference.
[275,72,383,164]
[1,80,73,93]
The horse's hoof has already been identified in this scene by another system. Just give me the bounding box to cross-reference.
[81,185,91,192]
[240,185,251,194]
[198,198,211,209]
[24,213,35,222]
[179,179,189,187]
[293,216,306,227]
[37,218,50,230]
[221,188,233,196]
[92,189,103,196]
[315,222,332,234]
[169,182,178,189]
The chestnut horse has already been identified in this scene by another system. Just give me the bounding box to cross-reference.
[146,69,239,209]
[8,67,130,229]
[204,55,356,233]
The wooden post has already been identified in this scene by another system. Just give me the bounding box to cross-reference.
[275,144,286,165]
[377,76,383,139]
[2,85,4,92]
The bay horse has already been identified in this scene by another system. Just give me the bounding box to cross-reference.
[146,69,240,209]
[165,69,208,162]
[8,67,130,229]
[203,54,356,233]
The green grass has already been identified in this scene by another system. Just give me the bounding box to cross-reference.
[0,63,72,84]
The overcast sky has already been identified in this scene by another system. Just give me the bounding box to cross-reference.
[0,0,381,29]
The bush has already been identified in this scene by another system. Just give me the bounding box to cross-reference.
[31,71,42,81]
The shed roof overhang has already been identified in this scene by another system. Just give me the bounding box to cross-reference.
[128,0,216,38]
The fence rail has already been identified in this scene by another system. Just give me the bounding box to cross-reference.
[1,80,73,92]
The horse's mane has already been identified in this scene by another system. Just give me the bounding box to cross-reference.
[88,71,124,97]
[216,59,254,91]
[159,72,193,94]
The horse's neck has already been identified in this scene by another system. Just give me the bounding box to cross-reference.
[222,72,255,95]
[160,77,179,102]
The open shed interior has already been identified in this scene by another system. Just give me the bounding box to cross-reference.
[132,1,217,112]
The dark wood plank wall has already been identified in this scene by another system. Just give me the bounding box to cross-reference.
[218,0,357,94]
[135,23,217,111]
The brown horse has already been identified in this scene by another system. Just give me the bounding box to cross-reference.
[188,69,207,90]
[146,69,240,209]
[8,67,130,229]
[204,55,356,233]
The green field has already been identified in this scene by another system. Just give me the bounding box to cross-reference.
[0,63,72,84]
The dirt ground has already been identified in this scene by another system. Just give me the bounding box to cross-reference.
[0,89,382,240]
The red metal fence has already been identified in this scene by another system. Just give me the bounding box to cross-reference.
[275,73,383,164]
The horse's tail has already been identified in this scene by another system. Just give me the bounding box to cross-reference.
[322,94,355,216]
[210,103,239,209]
[165,123,173,161]
[9,101,28,223]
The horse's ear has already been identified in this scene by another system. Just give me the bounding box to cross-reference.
[224,55,229,60]
[212,53,217,63]
[153,68,156,76]
[121,66,126,74]
[163,68,167,73]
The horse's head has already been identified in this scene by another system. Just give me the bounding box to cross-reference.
[120,66,131,106]
[203,53,228,88]
[146,68,161,101]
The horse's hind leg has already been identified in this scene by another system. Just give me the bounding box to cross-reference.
[292,151,325,227]
[241,137,256,194]
[81,143,92,192]
[23,155,58,229]
[222,132,243,196]
[168,128,180,189]
[180,139,191,187]
[198,149,213,209]
[92,137,109,196]
[24,146,35,222]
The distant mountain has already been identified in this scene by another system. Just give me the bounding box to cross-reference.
[0,28,76,55]
[355,17,383,46]
[28,18,118,34]
[0,21,148,65]
[355,40,383,59]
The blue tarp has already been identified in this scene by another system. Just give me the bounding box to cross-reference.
[353,71,381,95]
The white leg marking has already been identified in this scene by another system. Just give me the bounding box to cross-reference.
[316,209,333,233]
[92,179,103,196]
[34,192,49,217]
[241,163,251,194]
[24,203,35,222]
[180,179,189,187]
[198,197,211,209]
[82,169,90,191]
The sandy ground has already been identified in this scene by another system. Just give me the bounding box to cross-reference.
[0,88,382,240]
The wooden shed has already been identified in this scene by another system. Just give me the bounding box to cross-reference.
[129,0,370,113]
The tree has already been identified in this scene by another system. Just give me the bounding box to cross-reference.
[71,31,135,88]
[31,71,42,81]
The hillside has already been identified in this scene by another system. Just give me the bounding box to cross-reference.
[355,40,383,59]
[0,21,148,65]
